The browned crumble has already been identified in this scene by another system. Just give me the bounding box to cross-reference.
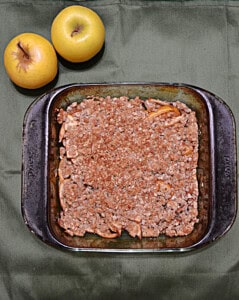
[57,96,199,239]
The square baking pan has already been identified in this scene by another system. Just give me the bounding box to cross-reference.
[21,83,237,252]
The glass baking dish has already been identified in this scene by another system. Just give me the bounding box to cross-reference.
[21,83,237,252]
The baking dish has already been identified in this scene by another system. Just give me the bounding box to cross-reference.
[22,83,237,252]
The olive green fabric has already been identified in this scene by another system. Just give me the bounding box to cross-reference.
[0,0,239,299]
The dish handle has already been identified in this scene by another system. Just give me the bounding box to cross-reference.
[198,91,237,247]
[21,91,54,244]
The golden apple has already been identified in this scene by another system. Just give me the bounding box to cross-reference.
[51,5,105,63]
[4,33,58,89]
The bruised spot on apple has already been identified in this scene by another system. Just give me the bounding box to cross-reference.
[4,33,58,89]
[51,5,105,63]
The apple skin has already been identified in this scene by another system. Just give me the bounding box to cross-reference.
[51,5,105,63]
[4,33,58,89]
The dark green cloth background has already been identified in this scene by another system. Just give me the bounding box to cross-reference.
[0,0,239,299]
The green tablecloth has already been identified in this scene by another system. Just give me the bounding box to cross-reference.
[0,1,238,299]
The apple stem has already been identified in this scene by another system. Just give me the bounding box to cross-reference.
[17,42,30,59]
[71,24,84,37]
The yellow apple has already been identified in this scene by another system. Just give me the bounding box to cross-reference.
[51,5,105,63]
[4,33,58,89]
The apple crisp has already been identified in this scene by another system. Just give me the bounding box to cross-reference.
[56,96,199,239]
